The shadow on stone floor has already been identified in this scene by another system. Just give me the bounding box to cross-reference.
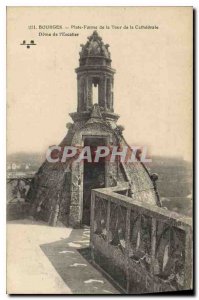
[40,227,120,295]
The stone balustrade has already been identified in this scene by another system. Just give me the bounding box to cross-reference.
[7,172,35,220]
[7,172,35,202]
[90,184,192,294]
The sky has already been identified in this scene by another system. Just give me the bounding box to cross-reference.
[7,7,193,161]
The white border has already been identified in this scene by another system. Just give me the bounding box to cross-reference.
[0,0,198,6]
[0,1,197,299]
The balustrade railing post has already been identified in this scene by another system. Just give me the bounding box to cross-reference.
[125,207,131,293]
[106,199,111,244]
[184,228,193,289]
[90,190,96,261]
[150,218,157,292]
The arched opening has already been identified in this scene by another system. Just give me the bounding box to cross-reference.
[93,83,99,105]
[92,77,100,105]
[82,136,107,225]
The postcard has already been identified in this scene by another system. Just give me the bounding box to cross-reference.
[7,6,193,294]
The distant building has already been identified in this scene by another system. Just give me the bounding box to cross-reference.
[25,164,30,170]
[11,163,21,170]
[7,164,11,170]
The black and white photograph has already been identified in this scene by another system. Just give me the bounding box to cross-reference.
[4,5,194,295]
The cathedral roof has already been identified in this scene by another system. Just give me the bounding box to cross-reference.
[79,31,111,66]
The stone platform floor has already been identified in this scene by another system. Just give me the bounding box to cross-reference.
[7,219,119,294]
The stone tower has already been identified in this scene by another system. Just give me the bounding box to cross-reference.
[28,31,160,228]
[75,30,115,116]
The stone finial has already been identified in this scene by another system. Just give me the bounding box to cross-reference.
[150,173,161,207]
[150,173,159,182]
[79,30,111,59]
[90,104,103,119]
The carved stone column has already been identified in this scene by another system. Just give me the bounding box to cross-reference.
[103,76,107,110]
[77,76,85,112]
[69,163,82,227]
[87,76,93,108]
[110,77,114,111]
[106,77,110,110]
